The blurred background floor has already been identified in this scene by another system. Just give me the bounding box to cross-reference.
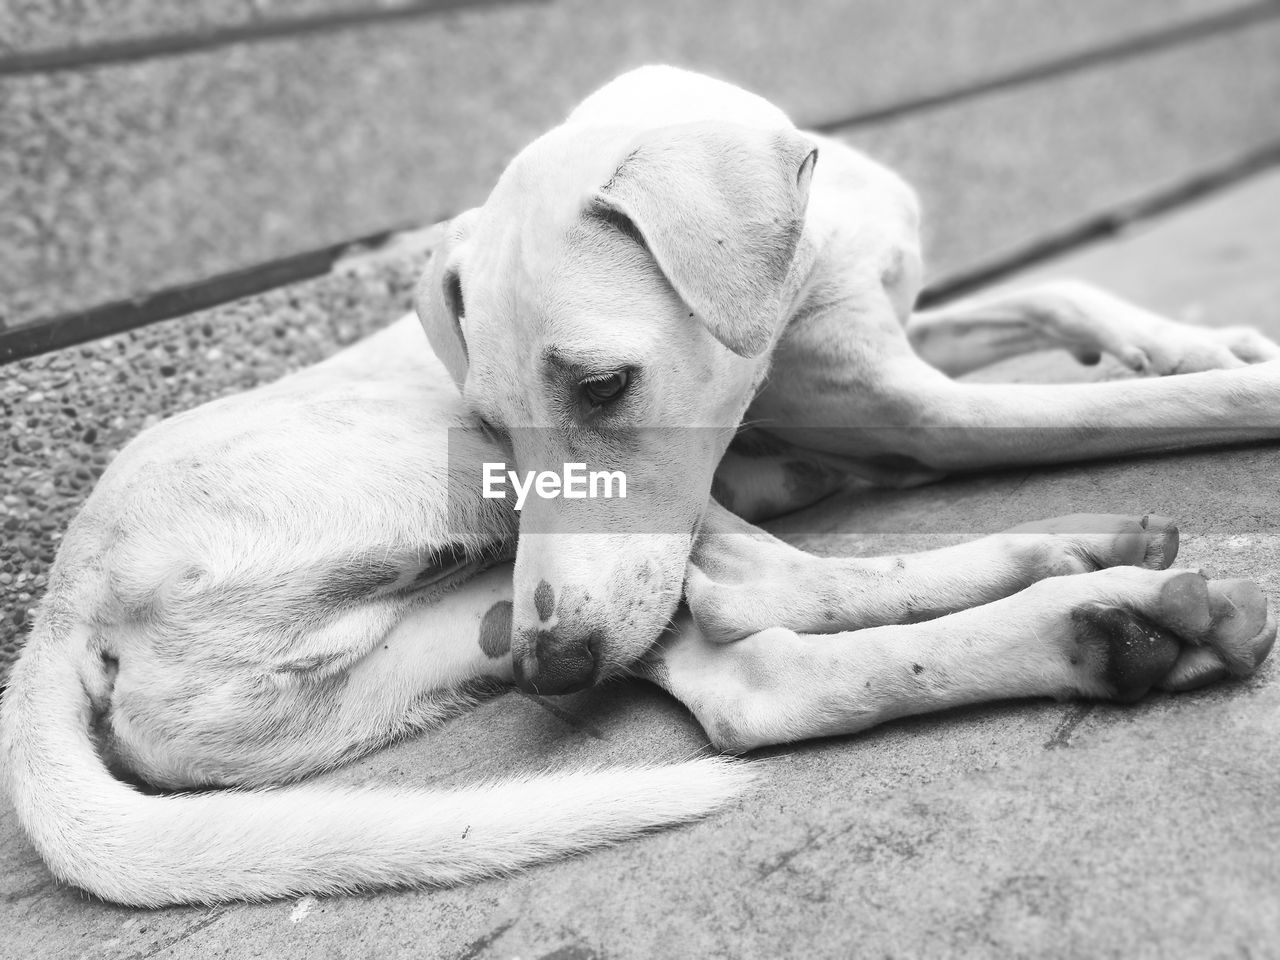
[4,0,1279,335]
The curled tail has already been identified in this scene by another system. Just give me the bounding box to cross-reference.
[1,618,753,906]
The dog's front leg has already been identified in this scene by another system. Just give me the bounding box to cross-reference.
[648,566,1274,753]
[686,502,1178,641]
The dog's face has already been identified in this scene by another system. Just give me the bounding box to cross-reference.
[419,121,816,693]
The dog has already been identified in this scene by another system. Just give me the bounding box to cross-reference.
[4,66,1278,906]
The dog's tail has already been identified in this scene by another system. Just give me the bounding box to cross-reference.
[1,617,753,907]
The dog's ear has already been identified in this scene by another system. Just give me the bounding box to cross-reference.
[595,122,817,358]
[415,210,479,390]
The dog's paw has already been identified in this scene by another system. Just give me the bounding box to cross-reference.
[1068,571,1275,701]
[1007,513,1179,577]
[1103,324,1280,376]
[1037,281,1280,375]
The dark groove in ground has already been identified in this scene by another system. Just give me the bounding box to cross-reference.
[916,139,1280,308]
[0,0,544,76]
[0,223,419,363]
[1044,703,1096,749]
[808,1,1280,134]
[455,918,518,960]
[120,909,231,960]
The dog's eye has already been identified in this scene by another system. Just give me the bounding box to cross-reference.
[580,369,630,407]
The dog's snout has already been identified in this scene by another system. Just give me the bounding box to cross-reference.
[513,626,601,695]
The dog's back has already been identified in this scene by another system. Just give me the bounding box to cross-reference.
[569,64,795,131]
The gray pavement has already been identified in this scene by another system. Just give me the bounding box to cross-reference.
[4,170,1280,960]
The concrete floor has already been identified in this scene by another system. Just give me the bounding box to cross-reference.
[4,175,1280,959]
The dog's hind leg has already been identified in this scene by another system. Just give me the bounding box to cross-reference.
[100,562,518,790]
[25,315,524,790]
[686,502,1180,642]
[754,287,1280,471]
[646,566,1275,752]
[906,280,1280,378]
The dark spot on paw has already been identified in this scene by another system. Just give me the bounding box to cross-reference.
[912,663,925,675]
[534,580,555,621]
[1071,604,1181,701]
[479,600,514,658]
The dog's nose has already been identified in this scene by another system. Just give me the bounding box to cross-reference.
[512,627,600,695]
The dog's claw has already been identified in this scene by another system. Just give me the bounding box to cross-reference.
[1119,347,1150,372]
[1157,646,1229,691]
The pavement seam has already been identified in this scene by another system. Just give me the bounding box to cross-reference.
[918,138,1280,308]
[810,0,1280,133]
[0,0,545,77]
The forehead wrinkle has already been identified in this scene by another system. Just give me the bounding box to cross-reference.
[541,344,644,376]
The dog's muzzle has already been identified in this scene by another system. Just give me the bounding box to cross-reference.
[512,624,602,695]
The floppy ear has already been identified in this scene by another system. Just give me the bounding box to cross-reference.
[414,210,479,390]
[595,122,817,358]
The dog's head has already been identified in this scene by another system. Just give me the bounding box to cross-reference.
[418,120,817,693]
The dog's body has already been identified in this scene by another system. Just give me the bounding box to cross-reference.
[4,66,1278,906]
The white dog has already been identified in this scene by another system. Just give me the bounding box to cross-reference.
[4,66,1277,906]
